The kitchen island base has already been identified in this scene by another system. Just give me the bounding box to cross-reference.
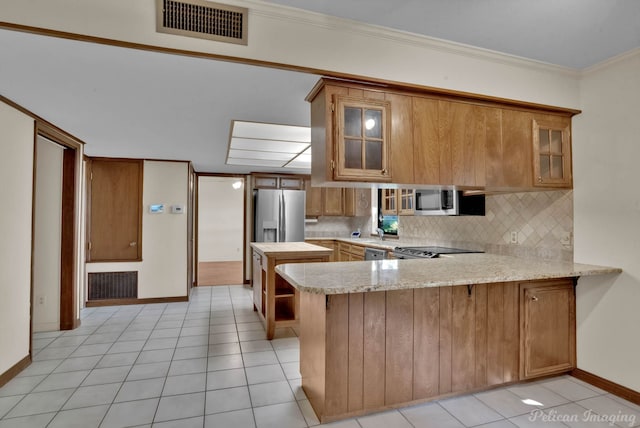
[298,279,576,423]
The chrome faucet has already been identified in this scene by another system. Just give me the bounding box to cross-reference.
[376,228,384,240]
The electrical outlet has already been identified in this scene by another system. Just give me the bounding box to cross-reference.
[510,231,518,244]
[38,296,45,305]
[560,231,572,247]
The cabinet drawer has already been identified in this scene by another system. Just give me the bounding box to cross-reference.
[254,176,279,189]
[349,244,365,257]
[338,242,352,254]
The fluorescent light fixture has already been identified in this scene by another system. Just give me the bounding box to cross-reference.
[227,120,311,170]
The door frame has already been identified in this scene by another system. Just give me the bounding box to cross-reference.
[34,122,83,331]
[194,173,247,286]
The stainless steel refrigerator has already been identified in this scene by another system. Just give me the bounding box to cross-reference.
[254,189,305,242]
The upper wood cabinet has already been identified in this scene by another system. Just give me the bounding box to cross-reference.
[305,179,371,217]
[253,174,305,190]
[308,78,578,191]
[334,95,391,181]
[532,116,572,187]
[381,189,414,216]
[87,158,143,262]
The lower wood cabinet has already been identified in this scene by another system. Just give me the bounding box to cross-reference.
[297,278,576,423]
[305,240,337,262]
[520,279,576,379]
[338,242,365,261]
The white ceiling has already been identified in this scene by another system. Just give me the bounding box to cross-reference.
[1,1,639,173]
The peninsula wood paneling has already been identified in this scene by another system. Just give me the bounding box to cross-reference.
[438,286,453,394]
[362,292,386,410]
[347,294,364,412]
[300,291,327,417]
[385,290,414,405]
[413,287,440,399]
[451,285,476,392]
[325,294,349,416]
[299,280,575,423]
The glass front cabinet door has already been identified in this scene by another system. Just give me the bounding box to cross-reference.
[333,95,391,181]
[532,118,572,187]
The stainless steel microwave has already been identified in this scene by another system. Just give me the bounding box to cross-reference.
[414,189,485,216]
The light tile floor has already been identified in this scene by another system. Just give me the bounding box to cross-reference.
[1,285,639,428]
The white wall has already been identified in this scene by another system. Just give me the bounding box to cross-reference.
[33,137,63,332]
[0,101,34,374]
[86,160,189,299]
[0,0,579,109]
[573,50,640,391]
[198,176,244,262]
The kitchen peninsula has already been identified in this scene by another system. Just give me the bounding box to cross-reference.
[275,255,621,423]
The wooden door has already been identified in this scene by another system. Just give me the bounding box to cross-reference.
[323,188,344,216]
[520,280,576,379]
[87,158,143,261]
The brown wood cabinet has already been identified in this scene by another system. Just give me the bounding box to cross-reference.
[296,278,576,423]
[305,179,371,217]
[87,158,143,262]
[338,242,365,261]
[253,173,305,190]
[381,189,414,215]
[305,240,337,262]
[308,78,579,191]
[520,279,576,379]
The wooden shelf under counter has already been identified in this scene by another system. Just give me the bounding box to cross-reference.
[250,242,333,339]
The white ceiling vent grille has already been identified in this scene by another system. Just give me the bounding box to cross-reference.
[156,0,248,45]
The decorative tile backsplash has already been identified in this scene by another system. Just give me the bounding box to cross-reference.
[399,190,574,261]
[304,190,573,261]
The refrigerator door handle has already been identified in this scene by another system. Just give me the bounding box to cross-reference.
[280,191,286,241]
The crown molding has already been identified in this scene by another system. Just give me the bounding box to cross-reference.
[581,46,640,76]
[238,0,580,78]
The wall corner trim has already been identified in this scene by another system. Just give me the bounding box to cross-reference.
[0,355,31,388]
[572,368,640,406]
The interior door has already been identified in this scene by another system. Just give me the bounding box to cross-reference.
[87,158,143,261]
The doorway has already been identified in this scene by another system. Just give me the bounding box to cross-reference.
[196,175,245,285]
[32,124,81,334]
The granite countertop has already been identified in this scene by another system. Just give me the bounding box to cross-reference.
[275,253,622,295]
[250,242,334,257]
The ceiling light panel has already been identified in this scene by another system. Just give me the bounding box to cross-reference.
[226,120,312,170]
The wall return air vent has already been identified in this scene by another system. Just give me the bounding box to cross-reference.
[156,0,248,45]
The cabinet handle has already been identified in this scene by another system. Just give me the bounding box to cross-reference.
[531,295,538,302]
[537,177,543,183]
[129,242,137,247]
[382,169,387,175]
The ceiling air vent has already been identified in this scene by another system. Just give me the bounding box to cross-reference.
[156,0,248,45]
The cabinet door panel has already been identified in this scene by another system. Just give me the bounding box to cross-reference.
[305,179,323,217]
[323,188,344,216]
[413,97,440,184]
[520,280,576,379]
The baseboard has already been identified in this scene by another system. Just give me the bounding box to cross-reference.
[0,355,31,388]
[85,296,188,307]
[33,322,60,332]
[572,368,640,406]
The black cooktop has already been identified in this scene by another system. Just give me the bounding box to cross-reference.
[395,246,483,255]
